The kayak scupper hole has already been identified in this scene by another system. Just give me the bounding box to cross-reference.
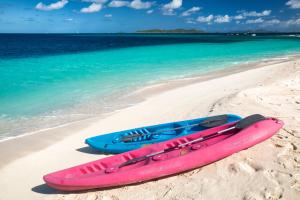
[179,139,186,144]
[99,162,107,169]
[122,155,129,161]
[87,166,95,173]
[166,143,173,148]
[122,154,135,161]
[128,153,135,159]
[93,164,101,171]
[80,168,87,174]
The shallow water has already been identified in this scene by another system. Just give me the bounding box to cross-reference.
[0,34,300,139]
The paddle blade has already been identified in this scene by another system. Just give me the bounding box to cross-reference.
[235,114,266,130]
[199,115,229,128]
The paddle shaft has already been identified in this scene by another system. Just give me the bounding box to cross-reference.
[119,126,236,168]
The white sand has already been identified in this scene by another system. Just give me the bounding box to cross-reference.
[0,57,299,200]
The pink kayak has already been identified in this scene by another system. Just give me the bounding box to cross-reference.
[44,115,283,191]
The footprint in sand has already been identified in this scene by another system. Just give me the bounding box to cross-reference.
[261,169,286,200]
[85,194,102,200]
[85,194,103,200]
[263,187,283,200]
[291,173,300,192]
[100,195,119,200]
[243,192,263,200]
[179,168,202,178]
[291,143,299,151]
[276,141,300,169]
[228,158,263,174]
[61,193,118,200]
[228,163,239,173]
[58,194,79,200]
[239,158,264,174]
[277,155,294,169]
[273,138,290,148]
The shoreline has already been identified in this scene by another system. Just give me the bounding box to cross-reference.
[0,54,299,200]
[0,54,299,168]
[128,53,299,98]
[1,52,299,144]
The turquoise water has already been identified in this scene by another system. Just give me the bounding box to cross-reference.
[0,34,300,138]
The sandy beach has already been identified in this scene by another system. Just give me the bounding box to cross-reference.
[0,56,299,200]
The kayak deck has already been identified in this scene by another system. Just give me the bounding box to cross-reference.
[85,114,241,153]
[44,117,283,191]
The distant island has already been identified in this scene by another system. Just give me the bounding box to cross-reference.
[136,29,205,33]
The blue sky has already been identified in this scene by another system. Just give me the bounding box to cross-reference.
[0,0,299,33]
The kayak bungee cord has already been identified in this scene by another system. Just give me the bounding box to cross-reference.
[106,114,266,172]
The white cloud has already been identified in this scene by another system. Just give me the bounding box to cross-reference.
[196,14,230,24]
[35,0,68,11]
[214,15,231,23]
[259,18,300,28]
[197,15,214,23]
[108,0,152,10]
[181,7,201,17]
[108,0,129,7]
[81,0,108,3]
[186,18,196,24]
[240,10,271,17]
[162,0,182,15]
[129,0,152,9]
[261,10,272,16]
[147,9,153,14]
[245,18,264,24]
[234,14,244,20]
[163,0,182,10]
[80,3,102,13]
[285,18,300,25]
[286,0,300,9]
[65,18,73,21]
[261,19,281,26]
[104,14,112,17]
[267,19,280,24]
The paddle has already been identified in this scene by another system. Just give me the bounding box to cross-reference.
[121,115,229,142]
[110,114,265,171]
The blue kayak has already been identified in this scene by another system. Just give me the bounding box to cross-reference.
[85,114,242,154]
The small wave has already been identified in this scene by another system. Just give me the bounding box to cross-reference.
[288,34,300,38]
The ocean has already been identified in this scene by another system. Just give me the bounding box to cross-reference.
[0,33,300,139]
